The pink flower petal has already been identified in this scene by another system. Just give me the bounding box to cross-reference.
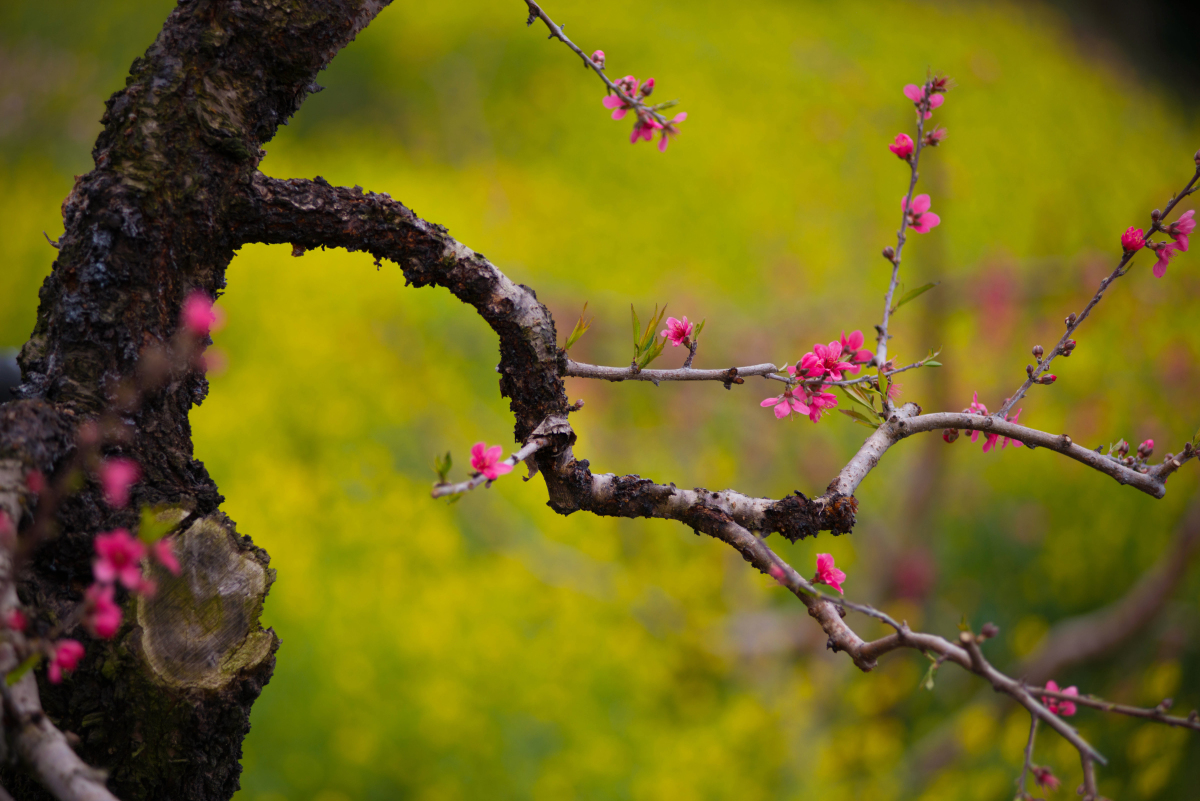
[903,84,924,103]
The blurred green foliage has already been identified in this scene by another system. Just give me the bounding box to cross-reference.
[3,1,1200,799]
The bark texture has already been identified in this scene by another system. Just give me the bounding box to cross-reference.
[2,1,387,799]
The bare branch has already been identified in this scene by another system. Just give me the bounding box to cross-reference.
[1025,685,1200,732]
[565,359,778,385]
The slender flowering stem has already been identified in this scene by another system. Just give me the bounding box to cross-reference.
[431,438,551,499]
[1025,685,1200,731]
[997,166,1200,416]
[876,91,929,393]
[1017,716,1039,798]
[565,356,934,388]
[522,0,673,128]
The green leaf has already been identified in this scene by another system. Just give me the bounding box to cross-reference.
[630,305,640,353]
[6,653,41,686]
[840,385,881,420]
[839,409,879,429]
[693,319,706,340]
[563,302,593,351]
[921,661,939,691]
[433,451,453,483]
[924,360,942,367]
[957,615,970,632]
[892,281,940,311]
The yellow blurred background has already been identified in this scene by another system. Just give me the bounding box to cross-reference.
[3,1,1199,798]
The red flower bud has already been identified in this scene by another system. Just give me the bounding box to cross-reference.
[1040,374,1057,384]
[882,246,896,262]
[942,428,959,443]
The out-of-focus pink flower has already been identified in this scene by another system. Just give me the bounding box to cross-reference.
[889,133,914,159]
[1032,766,1061,791]
[658,112,686,152]
[1153,241,1180,278]
[902,194,941,233]
[48,639,85,684]
[630,115,663,143]
[590,50,605,68]
[814,553,846,594]
[761,387,811,420]
[982,406,1024,453]
[99,458,140,508]
[767,564,786,584]
[603,76,639,119]
[838,330,873,372]
[181,291,223,336]
[1042,680,1078,716]
[93,529,147,590]
[25,470,45,494]
[639,77,655,97]
[152,537,181,576]
[0,510,13,546]
[942,428,959,443]
[1167,209,1195,252]
[902,84,945,119]
[199,347,228,376]
[5,609,26,632]
[799,342,855,381]
[1121,227,1146,252]
[470,443,513,481]
[660,316,694,347]
[85,583,122,639]
[803,389,838,423]
[923,127,947,146]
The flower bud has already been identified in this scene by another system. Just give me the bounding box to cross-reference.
[1065,313,1077,326]
[590,50,606,69]
[1025,364,1034,375]
[1061,339,1076,357]
[1195,149,1200,166]
[980,622,999,639]
[882,246,895,262]
[1137,439,1154,458]
[1040,374,1057,385]
[1151,209,1162,222]
[1032,345,1043,360]
[639,77,655,98]
[942,428,959,443]
[1116,440,1130,457]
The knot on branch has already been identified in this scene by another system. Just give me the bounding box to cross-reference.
[763,491,858,542]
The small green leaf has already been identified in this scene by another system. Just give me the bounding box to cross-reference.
[693,319,706,339]
[924,360,942,367]
[6,653,41,686]
[433,452,453,483]
[563,302,594,351]
[921,661,939,691]
[631,305,640,352]
[840,386,881,420]
[893,281,940,311]
[839,409,879,429]
[957,615,970,632]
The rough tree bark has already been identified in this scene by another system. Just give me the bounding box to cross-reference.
[0,1,387,798]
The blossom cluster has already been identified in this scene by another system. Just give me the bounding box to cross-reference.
[761,331,872,423]
[594,55,686,152]
[940,392,1023,453]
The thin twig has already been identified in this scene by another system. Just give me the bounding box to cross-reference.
[1017,715,1038,798]
[998,166,1200,417]
[1026,685,1200,731]
[431,438,551,499]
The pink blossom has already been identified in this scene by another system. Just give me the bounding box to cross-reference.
[814,553,846,594]
[85,583,122,639]
[888,133,914,159]
[803,388,838,423]
[982,406,1024,453]
[602,76,639,119]
[902,84,945,119]
[590,50,605,69]
[1137,439,1154,458]
[942,428,959,443]
[838,330,873,372]
[153,537,181,576]
[1121,226,1146,252]
[1153,241,1180,278]
[5,609,26,632]
[767,564,785,584]
[902,194,941,233]
[760,387,811,420]
[923,127,947,146]
[630,114,662,144]
[1042,680,1078,716]
[1167,209,1195,252]
[798,342,855,381]
[1032,766,1060,791]
[47,639,85,684]
[25,470,45,494]
[470,442,513,481]
[657,112,687,152]
[639,77,655,98]
[660,316,694,347]
[99,458,140,508]
[964,392,988,443]
[93,529,147,590]
[181,290,223,336]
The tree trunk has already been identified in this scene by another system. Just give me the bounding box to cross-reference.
[0,2,387,798]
